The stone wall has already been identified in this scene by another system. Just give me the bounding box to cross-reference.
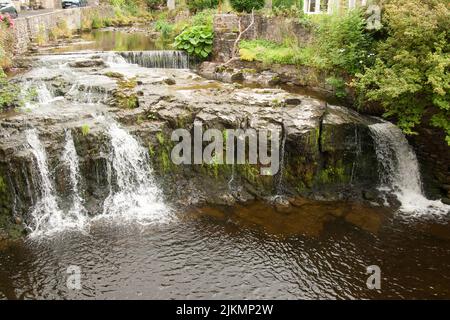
[11,5,115,55]
[213,14,312,62]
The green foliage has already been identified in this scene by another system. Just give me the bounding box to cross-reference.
[91,16,105,29]
[190,9,214,27]
[230,0,265,13]
[239,39,303,65]
[115,77,139,109]
[0,69,21,111]
[0,175,6,193]
[49,20,72,41]
[326,76,347,98]
[35,24,47,46]
[145,0,165,10]
[81,124,90,136]
[155,19,175,39]
[311,9,374,74]
[239,9,372,72]
[273,0,301,9]
[187,0,219,12]
[174,25,213,59]
[355,0,450,144]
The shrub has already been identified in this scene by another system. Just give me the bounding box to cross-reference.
[0,13,14,28]
[326,76,347,98]
[190,9,214,27]
[187,0,219,12]
[311,9,374,75]
[174,25,213,59]
[273,0,301,9]
[355,0,450,144]
[49,20,72,41]
[145,0,165,10]
[230,0,265,13]
[91,16,105,29]
[155,19,174,39]
[0,69,22,111]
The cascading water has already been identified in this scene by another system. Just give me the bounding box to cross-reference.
[26,129,87,237]
[105,51,128,66]
[61,130,88,219]
[101,121,170,223]
[276,127,287,196]
[369,122,449,216]
[22,82,58,110]
[120,51,189,69]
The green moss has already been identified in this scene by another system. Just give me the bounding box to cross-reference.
[114,77,139,109]
[136,115,144,125]
[160,150,171,173]
[105,71,125,79]
[0,175,6,193]
[153,132,177,174]
[317,160,349,185]
[81,125,90,136]
[148,142,155,157]
[156,132,165,145]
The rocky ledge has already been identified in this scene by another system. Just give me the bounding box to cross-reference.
[0,53,389,238]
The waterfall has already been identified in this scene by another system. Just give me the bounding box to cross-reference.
[22,82,57,110]
[26,129,87,237]
[105,51,128,67]
[66,83,108,104]
[61,130,87,219]
[36,83,54,104]
[120,51,189,69]
[276,127,287,195]
[26,129,62,234]
[101,121,169,223]
[369,122,449,216]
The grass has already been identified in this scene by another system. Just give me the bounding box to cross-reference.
[239,39,318,67]
[49,20,72,41]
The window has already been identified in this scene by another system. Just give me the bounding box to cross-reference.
[304,0,331,14]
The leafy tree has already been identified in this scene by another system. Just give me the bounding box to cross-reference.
[187,0,219,12]
[355,0,450,144]
[312,9,374,75]
[229,0,265,13]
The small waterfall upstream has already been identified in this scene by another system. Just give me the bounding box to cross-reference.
[101,121,169,223]
[369,122,449,216]
[120,51,189,69]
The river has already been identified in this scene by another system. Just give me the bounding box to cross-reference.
[0,30,449,300]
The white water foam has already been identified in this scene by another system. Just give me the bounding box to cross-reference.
[61,130,88,222]
[26,129,87,237]
[369,122,449,217]
[99,121,170,224]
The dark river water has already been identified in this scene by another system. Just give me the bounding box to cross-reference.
[1,201,450,299]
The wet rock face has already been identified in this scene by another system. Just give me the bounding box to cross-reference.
[0,53,383,236]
